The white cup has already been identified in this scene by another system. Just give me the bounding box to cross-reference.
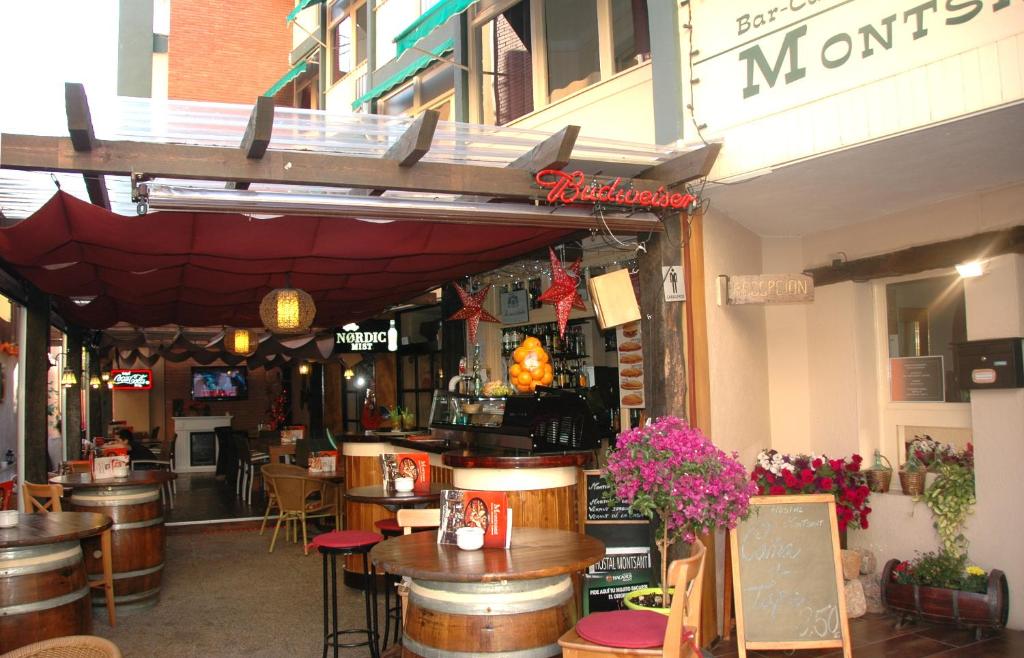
[0,510,18,528]
[456,526,484,551]
[394,477,414,492]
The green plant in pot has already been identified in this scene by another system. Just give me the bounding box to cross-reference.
[882,462,1008,635]
[602,416,756,611]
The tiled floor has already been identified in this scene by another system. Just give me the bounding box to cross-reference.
[164,472,267,525]
[711,613,1023,657]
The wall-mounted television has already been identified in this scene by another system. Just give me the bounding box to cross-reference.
[191,366,248,401]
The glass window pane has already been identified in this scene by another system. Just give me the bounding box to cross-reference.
[545,0,600,101]
[334,16,352,79]
[417,355,433,389]
[885,275,968,402]
[355,3,368,65]
[491,3,533,124]
[420,64,453,106]
[611,0,651,73]
[380,84,414,116]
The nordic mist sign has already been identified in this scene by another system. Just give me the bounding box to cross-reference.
[691,0,1023,128]
[334,321,398,353]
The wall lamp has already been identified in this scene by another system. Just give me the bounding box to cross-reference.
[955,260,984,278]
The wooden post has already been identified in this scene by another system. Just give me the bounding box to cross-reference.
[65,330,84,462]
[88,350,103,441]
[23,286,50,485]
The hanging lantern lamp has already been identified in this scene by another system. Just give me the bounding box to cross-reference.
[343,368,355,380]
[226,328,258,356]
[298,362,311,375]
[89,375,102,389]
[61,367,78,388]
[260,277,316,334]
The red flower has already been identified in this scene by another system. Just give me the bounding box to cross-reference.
[769,485,786,495]
[819,476,834,491]
[812,458,823,469]
[783,470,799,488]
[860,516,869,529]
[846,461,860,472]
[800,468,815,484]
[829,459,844,473]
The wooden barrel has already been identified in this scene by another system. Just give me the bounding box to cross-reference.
[881,559,1010,629]
[0,540,92,653]
[70,484,166,610]
[402,574,575,657]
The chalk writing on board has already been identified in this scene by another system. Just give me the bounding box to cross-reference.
[585,473,646,521]
[734,500,843,643]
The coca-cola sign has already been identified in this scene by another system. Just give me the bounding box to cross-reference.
[111,369,153,390]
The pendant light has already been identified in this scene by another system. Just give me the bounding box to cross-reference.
[89,375,101,389]
[260,274,316,334]
[61,366,78,388]
[298,362,311,375]
[226,328,258,356]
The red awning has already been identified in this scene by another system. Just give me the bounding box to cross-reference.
[0,192,574,329]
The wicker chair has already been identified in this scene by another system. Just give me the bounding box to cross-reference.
[1,635,123,657]
[258,463,306,536]
[264,473,338,554]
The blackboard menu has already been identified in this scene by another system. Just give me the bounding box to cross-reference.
[585,471,647,522]
[730,494,851,657]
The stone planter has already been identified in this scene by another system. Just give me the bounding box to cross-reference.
[880,559,1009,637]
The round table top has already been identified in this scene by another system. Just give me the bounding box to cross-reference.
[370,527,605,583]
[0,512,112,549]
[51,470,176,489]
[442,450,592,469]
[345,482,445,506]
[303,469,346,483]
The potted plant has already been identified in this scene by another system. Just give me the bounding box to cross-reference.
[882,461,1008,636]
[751,450,872,537]
[602,416,756,610]
[898,452,926,496]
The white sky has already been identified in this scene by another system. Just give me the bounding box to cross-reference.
[0,0,120,130]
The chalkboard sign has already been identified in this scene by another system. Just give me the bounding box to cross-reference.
[729,494,851,658]
[584,471,647,522]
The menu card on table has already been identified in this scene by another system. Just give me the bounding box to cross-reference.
[380,452,430,490]
[437,489,513,549]
[308,450,338,473]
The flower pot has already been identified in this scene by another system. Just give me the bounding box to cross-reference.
[898,470,925,496]
[881,559,1009,631]
[622,587,673,616]
[866,468,892,493]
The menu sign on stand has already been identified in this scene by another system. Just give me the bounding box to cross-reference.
[579,470,651,614]
[730,494,852,658]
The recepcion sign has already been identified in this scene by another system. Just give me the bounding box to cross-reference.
[718,273,813,305]
[111,369,153,390]
[890,355,945,402]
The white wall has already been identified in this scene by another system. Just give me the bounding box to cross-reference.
[964,253,1024,630]
[702,210,770,464]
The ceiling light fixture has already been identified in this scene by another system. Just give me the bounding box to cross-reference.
[955,260,984,278]
[298,362,310,375]
[89,375,101,389]
[226,328,258,356]
[260,275,316,335]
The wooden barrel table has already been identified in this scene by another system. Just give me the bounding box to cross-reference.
[52,471,175,610]
[0,512,112,653]
[371,527,604,658]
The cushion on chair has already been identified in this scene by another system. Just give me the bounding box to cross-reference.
[374,518,401,532]
[309,530,384,551]
[574,610,668,649]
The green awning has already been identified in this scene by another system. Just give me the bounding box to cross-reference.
[395,0,478,55]
[286,0,326,23]
[266,60,308,97]
[352,38,454,110]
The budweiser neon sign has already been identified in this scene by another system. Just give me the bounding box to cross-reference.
[110,369,153,390]
[535,169,696,210]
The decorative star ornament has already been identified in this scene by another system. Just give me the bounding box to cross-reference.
[537,247,586,337]
[447,282,499,344]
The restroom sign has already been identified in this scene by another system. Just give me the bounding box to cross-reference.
[662,266,685,302]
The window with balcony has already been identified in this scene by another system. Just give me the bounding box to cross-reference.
[378,63,455,120]
[330,0,368,84]
[476,0,650,124]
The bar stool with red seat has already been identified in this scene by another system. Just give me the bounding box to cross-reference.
[309,530,383,658]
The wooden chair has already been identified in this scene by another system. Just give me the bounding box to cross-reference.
[66,460,92,474]
[23,481,117,626]
[22,482,63,512]
[396,508,440,534]
[558,540,706,658]
[233,431,270,505]
[265,473,338,554]
[259,463,306,536]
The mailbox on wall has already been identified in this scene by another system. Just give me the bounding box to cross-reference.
[954,338,1024,389]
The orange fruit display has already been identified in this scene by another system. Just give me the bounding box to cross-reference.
[508,336,551,392]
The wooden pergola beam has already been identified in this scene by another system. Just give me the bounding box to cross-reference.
[639,142,722,188]
[509,124,580,171]
[228,96,276,191]
[355,109,440,197]
[805,226,1024,286]
[64,82,110,210]
[1,133,678,201]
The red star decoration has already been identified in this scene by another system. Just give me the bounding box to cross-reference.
[447,282,499,344]
[537,247,586,337]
